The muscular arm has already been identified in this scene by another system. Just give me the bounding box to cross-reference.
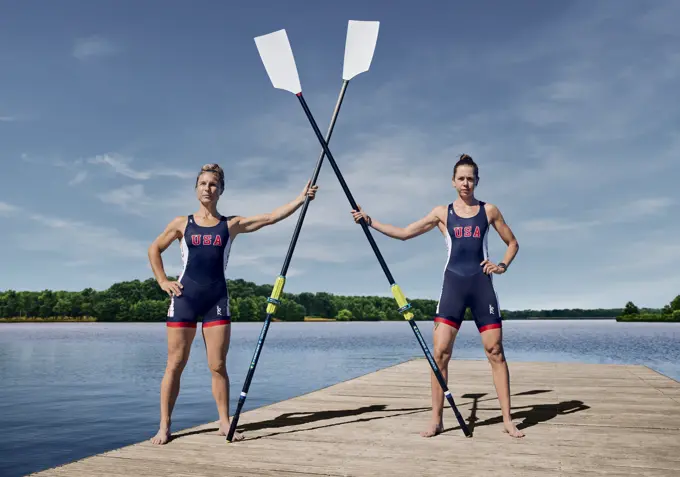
[487,204,519,268]
[148,216,185,284]
[229,194,305,237]
[365,206,445,241]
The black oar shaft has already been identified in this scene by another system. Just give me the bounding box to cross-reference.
[295,92,471,438]
[226,81,352,442]
[296,93,395,284]
[281,80,349,276]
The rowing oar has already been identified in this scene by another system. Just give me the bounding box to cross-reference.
[226,20,381,443]
[252,28,471,438]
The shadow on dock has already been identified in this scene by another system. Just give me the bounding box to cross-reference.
[171,404,430,441]
[171,389,589,442]
[454,389,590,436]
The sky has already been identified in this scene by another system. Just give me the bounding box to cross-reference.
[1,0,679,310]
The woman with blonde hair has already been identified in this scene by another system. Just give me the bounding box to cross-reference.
[148,163,318,444]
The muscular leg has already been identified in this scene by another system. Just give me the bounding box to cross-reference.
[421,320,459,437]
[151,326,196,445]
[480,328,524,438]
[202,323,244,441]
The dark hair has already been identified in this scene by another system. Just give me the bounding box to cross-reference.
[453,154,479,182]
[195,163,225,193]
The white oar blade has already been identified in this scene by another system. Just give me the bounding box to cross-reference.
[254,29,301,94]
[342,20,380,81]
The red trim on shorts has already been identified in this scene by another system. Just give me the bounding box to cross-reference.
[479,323,501,333]
[434,316,461,330]
[203,319,231,328]
[167,322,197,328]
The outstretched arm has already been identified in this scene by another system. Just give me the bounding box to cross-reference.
[481,203,519,274]
[350,205,443,241]
[229,180,318,237]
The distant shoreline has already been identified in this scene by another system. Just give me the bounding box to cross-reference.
[1,276,677,323]
[3,316,677,323]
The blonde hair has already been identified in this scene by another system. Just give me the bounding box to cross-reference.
[195,163,225,193]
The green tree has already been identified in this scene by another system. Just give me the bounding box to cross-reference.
[623,301,640,315]
[140,278,167,301]
[1,290,18,317]
[670,295,680,311]
[53,298,73,317]
[229,298,240,322]
[108,280,144,302]
[276,298,306,321]
[94,297,127,321]
[314,292,338,318]
[131,300,167,321]
[238,296,260,322]
[336,309,353,321]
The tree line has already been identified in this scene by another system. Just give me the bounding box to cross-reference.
[0,277,673,323]
[616,298,680,322]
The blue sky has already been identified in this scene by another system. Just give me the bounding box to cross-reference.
[1,0,679,310]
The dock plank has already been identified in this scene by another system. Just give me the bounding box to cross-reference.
[32,359,680,476]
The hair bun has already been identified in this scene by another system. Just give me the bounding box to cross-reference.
[453,153,479,180]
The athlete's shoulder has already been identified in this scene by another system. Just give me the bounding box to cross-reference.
[482,201,498,211]
[225,215,241,226]
[431,204,448,217]
[481,202,503,221]
[170,215,189,226]
[154,215,188,242]
[165,215,188,234]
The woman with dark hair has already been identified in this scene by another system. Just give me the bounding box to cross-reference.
[350,154,523,438]
[148,163,318,444]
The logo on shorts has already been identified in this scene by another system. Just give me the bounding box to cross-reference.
[217,306,222,316]
[489,304,495,314]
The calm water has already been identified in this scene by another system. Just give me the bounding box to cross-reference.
[1,320,679,476]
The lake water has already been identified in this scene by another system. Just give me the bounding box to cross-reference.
[1,319,679,476]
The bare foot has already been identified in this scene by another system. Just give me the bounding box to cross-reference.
[218,419,244,442]
[150,426,171,445]
[502,420,525,438]
[420,421,444,438]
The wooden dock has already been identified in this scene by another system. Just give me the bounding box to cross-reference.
[33,359,680,476]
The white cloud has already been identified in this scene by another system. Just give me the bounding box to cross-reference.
[0,202,18,216]
[20,152,82,168]
[514,274,680,311]
[635,1,680,37]
[519,197,675,234]
[88,153,194,180]
[97,184,153,216]
[68,171,88,186]
[72,36,118,60]
[600,241,680,276]
[28,213,147,260]
[1,202,148,265]
[0,112,36,122]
